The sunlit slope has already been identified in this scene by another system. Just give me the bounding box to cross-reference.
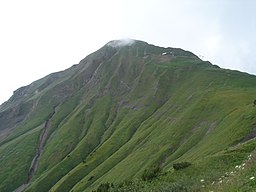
[0,40,255,192]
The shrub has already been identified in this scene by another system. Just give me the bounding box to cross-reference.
[173,162,192,170]
[142,164,161,181]
[88,176,94,181]
[93,182,113,192]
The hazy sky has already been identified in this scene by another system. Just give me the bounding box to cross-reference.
[0,0,255,104]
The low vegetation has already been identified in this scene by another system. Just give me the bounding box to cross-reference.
[0,40,255,192]
[173,162,192,171]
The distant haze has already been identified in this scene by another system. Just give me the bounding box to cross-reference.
[0,0,255,104]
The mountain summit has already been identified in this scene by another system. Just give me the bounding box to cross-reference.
[0,40,256,192]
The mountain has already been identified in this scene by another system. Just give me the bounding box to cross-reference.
[0,40,256,192]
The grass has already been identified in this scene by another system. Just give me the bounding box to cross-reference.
[0,41,256,192]
[0,128,41,191]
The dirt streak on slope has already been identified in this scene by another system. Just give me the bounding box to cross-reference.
[14,107,57,192]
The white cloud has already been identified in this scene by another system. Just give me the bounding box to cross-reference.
[107,39,135,47]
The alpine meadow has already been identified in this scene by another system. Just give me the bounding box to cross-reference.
[0,40,256,192]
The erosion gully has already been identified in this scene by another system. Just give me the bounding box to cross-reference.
[15,107,57,192]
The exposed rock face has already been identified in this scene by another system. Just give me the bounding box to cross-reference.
[0,101,32,131]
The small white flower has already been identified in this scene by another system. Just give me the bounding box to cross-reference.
[219,180,223,184]
[250,176,255,180]
[200,179,204,182]
[242,163,246,166]
[235,165,239,169]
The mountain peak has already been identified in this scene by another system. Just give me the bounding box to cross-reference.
[2,39,255,192]
[105,39,146,48]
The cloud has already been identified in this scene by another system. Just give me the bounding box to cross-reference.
[106,39,135,48]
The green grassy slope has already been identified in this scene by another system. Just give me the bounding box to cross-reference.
[0,40,255,192]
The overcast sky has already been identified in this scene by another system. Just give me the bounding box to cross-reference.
[0,0,255,104]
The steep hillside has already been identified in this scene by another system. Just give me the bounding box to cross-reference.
[0,40,255,192]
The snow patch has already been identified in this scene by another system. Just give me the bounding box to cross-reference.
[162,52,174,56]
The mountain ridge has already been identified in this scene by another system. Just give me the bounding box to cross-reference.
[0,40,255,192]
